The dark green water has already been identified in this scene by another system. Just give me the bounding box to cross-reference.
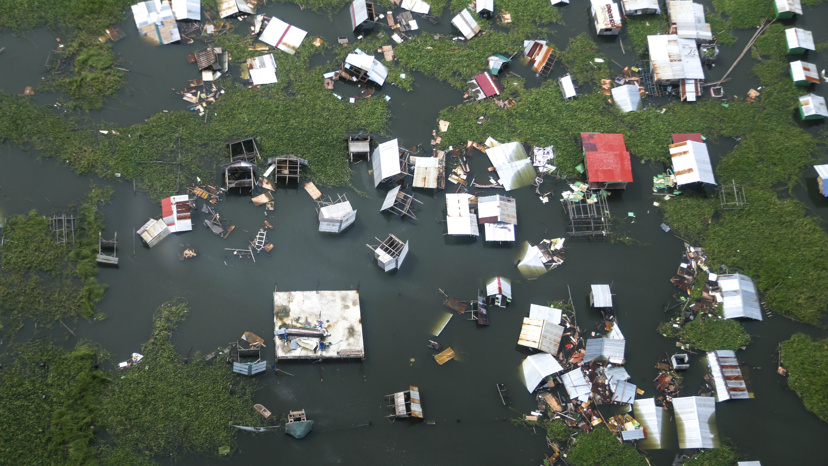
[1,2,827,464]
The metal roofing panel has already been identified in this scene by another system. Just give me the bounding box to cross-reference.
[486,276,512,298]
[591,284,613,307]
[484,223,515,241]
[478,195,517,224]
[718,273,762,320]
[611,84,641,113]
[786,28,815,51]
[612,380,637,404]
[799,93,828,118]
[170,0,200,20]
[529,305,563,325]
[538,322,564,355]
[670,140,715,185]
[401,0,430,14]
[372,139,401,187]
[673,396,719,449]
[634,398,666,449]
[622,428,646,441]
[582,133,633,184]
[451,9,480,40]
[790,61,820,83]
[350,0,369,30]
[815,164,828,182]
[561,367,592,401]
[259,17,307,55]
[320,201,355,221]
[218,0,255,18]
[473,72,502,97]
[605,365,630,383]
[775,0,802,14]
[584,338,626,364]
[521,353,564,393]
[246,54,278,85]
[380,185,401,211]
[559,74,577,99]
[648,35,704,82]
[477,0,494,12]
[485,142,536,191]
[412,156,440,189]
[708,350,749,402]
[517,244,548,278]
[131,1,180,45]
[622,0,660,13]
[445,194,479,236]
[518,317,563,354]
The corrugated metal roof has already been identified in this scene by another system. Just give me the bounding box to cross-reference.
[799,93,828,118]
[582,133,633,184]
[611,84,641,113]
[523,40,554,74]
[486,276,512,299]
[318,201,356,233]
[775,0,802,14]
[161,195,192,233]
[131,1,180,45]
[372,139,401,187]
[648,35,705,82]
[478,195,517,225]
[790,61,820,83]
[411,156,441,189]
[517,318,564,354]
[561,367,592,402]
[380,185,401,211]
[708,350,750,402]
[590,284,613,307]
[622,0,660,14]
[521,353,564,393]
[451,9,481,40]
[350,0,370,30]
[718,273,762,321]
[484,223,515,242]
[485,142,536,191]
[634,398,666,449]
[668,1,712,41]
[473,72,503,97]
[673,396,719,449]
[591,0,623,30]
[605,365,630,383]
[611,380,637,404]
[529,304,562,325]
[445,194,479,236]
[785,28,815,51]
[517,244,548,278]
[170,0,200,20]
[344,51,388,86]
[259,17,307,55]
[559,74,577,99]
[247,54,278,85]
[477,0,494,12]
[584,338,626,364]
[401,0,430,14]
[669,140,716,185]
[815,164,828,183]
[218,0,255,18]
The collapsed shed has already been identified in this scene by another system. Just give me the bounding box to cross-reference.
[267,155,308,185]
[131,0,180,45]
[341,50,388,87]
[445,193,479,236]
[259,17,307,55]
[477,0,494,18]
[350,0,378,31]
[487,54,511,76]
[400,0,430,14]
[582,133,633,190]
[521,353,564,393]
[673,396,719,449]
[170,0,200,20]
[717,273,762,321]
[318,196,357,233]
[246,54,278,85]
[485,141,536,191]
[218,0,255,18]
[221,160,257,191]
[477,195,517,242]
[561,367,592,402]
[380,186,422,220]
[467,72,503,100]
[708,350,750,402]
[227,137,260,162]
[559,74,577,99]
[669,139,716,186]
[411,153,445,190]
[369,234,409,272]
[667,0,712,42]
[451,9,481,40]
[590,284,613,308]
[387,386,423,419]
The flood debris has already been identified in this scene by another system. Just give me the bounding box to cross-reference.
[434,347,455,365]
[517,238,565,279]
[340,49,389,87]
[367,233,409,271]
[524,40,558,77]
[317,194,357,233]
[380,186,422,220]
[180,247,197,260]
[386,385,423,420]
[254,403,271,418]
[118,352,144,369]
[218,0,255,18]
[229,333,267,376]
[451,8,481,41]
[98,26,126,43]
[132,0,180,45]
[222,160,257,191]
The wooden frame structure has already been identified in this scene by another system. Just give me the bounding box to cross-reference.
[51,214,76,244]
[367,234,408,272]
[227,137,260,162]
[380,186,422,220]
[267,155,308,185]
[719,180,747,209]
[96,231,118,265]
[386,385,423,421]
[347,134,372,162]
[230,338,267,376]
[563,195,611,238]
[221,160,257,191]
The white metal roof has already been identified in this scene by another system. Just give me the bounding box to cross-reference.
[247,54,278,85]
[708,350,750,402]
[350,0,370,29]
[633,398,666,449]
[561,367,592,402]
[486,276,512,299]
[529,304,562,325]
[775,0,802,14]
[484,223,515,242]
[131,0,180,45]
[815,164,828,182]
[218,0,255,18]
[521,353,564,393]
[584,338,626,365]
[170,0,200,20]
[648,34,705,82]
[344,51,388,86]
[411,156,440,189]
[611,380,637,404]
[485,142,536,191]
[517,318,564,355]
[785,28,815,51]
[799,93,828,118]
[605,365,630,383]
[611,84,641,113]
[559,74,577,99]
[451,9,480,40]
[259,17,308,55]
[591,284,613,307]
[673,396,719,449]
[717,273,762,320]
[380,185,402,211]
[478,195,517,224]
[517,244,550,278]
[668,1,712,41]
[669,140,716,185]
[477,0,494,12]
[372,139,401,187]
[591,0,623,30]
[622,0,660,13]
[401,0,430,14]
[790,61,820,84]
[445,194,479,236]
[320,201,355,221]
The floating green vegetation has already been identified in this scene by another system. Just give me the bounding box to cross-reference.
[711,0,774,29]
[536,419,576,443]
[41,35,125,111]
[681,442,740,465]
[623,14,668,56]
[498,0,563,29]
[705,7,736,46]
[0,186,112,337]
[681,316,751,351]
[395,30,522,89]
[99,298,265,462]
[561,34,609,87]
[0,0,131,33]
[0,341,110,465]
[274,0,351,13]
[566,426,647,466]
[780,334,828,423]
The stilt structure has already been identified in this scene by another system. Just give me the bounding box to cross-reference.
[367,234,409,272]
[96,231,119,265]
[347,134,372,162]
[386,386,423,421]
[267,155,308,186]
[227,137,260,162]
[563,195,611,237]
[719,180,747,209]
[51,214,77,245]
[380,186,422,220]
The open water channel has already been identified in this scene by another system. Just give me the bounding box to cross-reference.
[1,1,827,464]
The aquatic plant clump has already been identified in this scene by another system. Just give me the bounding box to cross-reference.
[565,426,648,465]
[680,316,750,352]
[780,334,828,423]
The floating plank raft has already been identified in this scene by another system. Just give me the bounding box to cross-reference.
[434,347,455,365]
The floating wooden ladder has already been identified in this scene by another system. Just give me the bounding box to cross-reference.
[252,229,267,252]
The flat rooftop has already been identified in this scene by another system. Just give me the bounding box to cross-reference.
[273,290,364,360]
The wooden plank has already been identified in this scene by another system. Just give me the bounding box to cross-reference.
[434,347,455,365]
[303,181,322,200]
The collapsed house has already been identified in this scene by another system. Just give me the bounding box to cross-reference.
[161,194,193,233]
[666,0,713,42]
[230,332,267,376]
[221,160,257,191]
[477,195,517,242]
[445,193,479,236]
[318,195,357,233]
[467,72,503,100]
[259,17,308,55]
[137,218,171,248]
[516,239,564,279]
[410,152,445,190]
[582,133,633,190]
[477,0,494,19]
[717,273,763,321]
[341,50,389,87]
[218,0,255,18]
[485,141,536,191]
[487,54,511,76]
[399,0,430,14]
[368,234,409,272]
[559,74,577,100]
[647,34,705,101]
[451,9,481,40]
[517,307,565,355]
[131,0,180,45]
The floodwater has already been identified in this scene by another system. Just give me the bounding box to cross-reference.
[1,2,828,464]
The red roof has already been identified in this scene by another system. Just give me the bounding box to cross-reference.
[581,133,633,183]
[672,133,703,144]
[161,197,173,225]
[474,72,503,97]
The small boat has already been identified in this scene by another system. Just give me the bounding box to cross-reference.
[254,404,272,418]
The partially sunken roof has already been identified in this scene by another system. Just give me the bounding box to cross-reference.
[582,133,633,184]
[517,317,564,355]
[799,93,828,118]
[131,1,180,45]
[247,54,278,85]
[669,140,716,185]
[673,396,719,449]
[611,84,641,113]
[529,304,562,325]
[451,9,480,40]
[775,0,802,14]
[401,0,430,14]
[708,350,750,401]
[371,139,401,187]
[521,353,564,393]
[633,398,667,449]
[486,276,512,299]
[259,17,308,55]
[717,273,762,321]
[171,0,200,20]
[790,60,820,84]
[485,141,536,191]
[561,367,592,402]
[344,50,389,86]
[218,0,255,18]
[584,337,626,365]
[591,284,613,307]
[648,34,705,82]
